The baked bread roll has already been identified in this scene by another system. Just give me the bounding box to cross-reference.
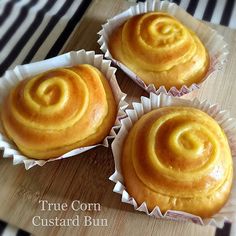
[1,64,117,159]
[109,12,210,90]
[121,107,233,218]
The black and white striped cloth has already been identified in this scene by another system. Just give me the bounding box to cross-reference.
[0,0,92,77]
[0,0,235,236]
[172,0,236,28]
[0,220,30,236]
[137,0,236,29]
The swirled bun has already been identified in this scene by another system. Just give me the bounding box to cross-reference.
[109,12,210,90]
[121,107,233,218]
[1,64,117,159]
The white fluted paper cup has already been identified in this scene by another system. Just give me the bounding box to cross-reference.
[0,50,128,170]
[110,92,236,227]
[98,0,228,96]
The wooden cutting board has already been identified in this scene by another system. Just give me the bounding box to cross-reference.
[1,0,236,235]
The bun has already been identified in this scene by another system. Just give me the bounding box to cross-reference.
[121,107,232,218]
[109,12,209,90]
[1,65,117,159]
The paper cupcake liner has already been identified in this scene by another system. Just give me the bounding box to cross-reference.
[98,0,228,97]
[110,92,236,227]
[0,50,128,170]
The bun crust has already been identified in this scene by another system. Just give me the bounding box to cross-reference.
[109,12,210,90]
[121,107,232,218]
[1,65,117,159]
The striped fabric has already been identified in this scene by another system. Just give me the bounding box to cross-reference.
[136,0,236,28]
[0,220,30,236]
[0,0,92,77]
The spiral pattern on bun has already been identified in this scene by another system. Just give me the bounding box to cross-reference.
[122,107,232,218]
[1,65,117,159]
[109,12,209,90]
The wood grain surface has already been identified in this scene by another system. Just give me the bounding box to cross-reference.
[1,0,236,235]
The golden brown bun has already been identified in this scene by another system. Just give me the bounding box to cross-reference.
[121,107,233,218]
[109,12,210,90]
[1,64,117,159]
